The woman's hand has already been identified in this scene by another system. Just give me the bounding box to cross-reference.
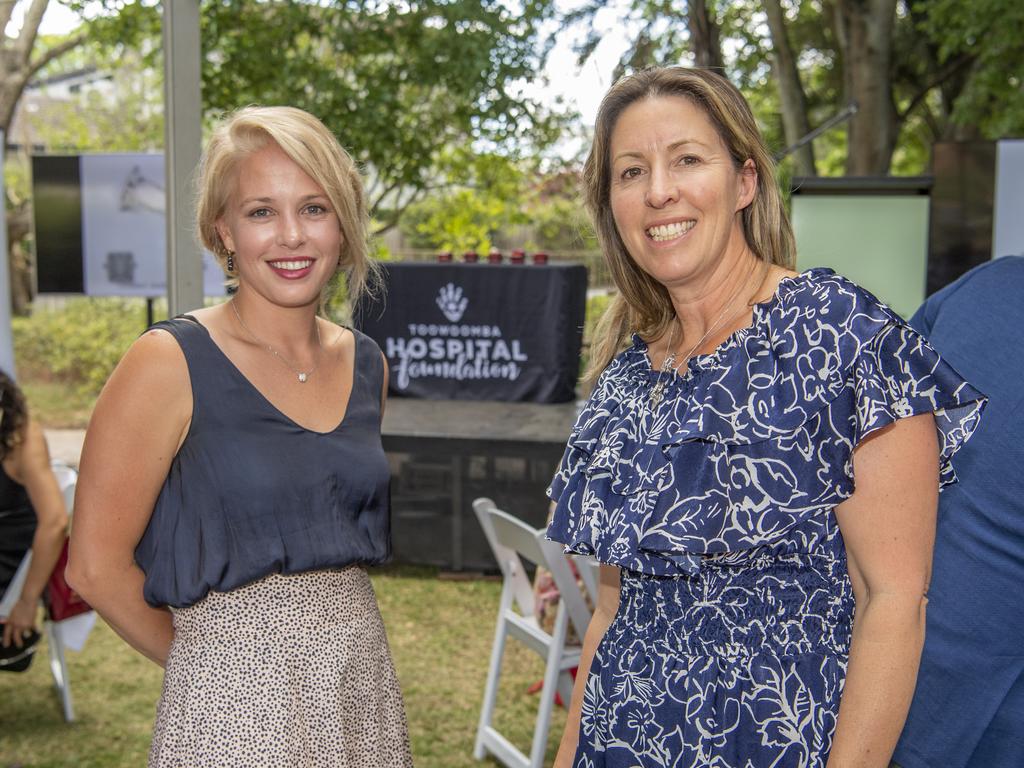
[829,412,939,768]
[552,563,620,768]
[66,328,193,666]
[1,595,38,648]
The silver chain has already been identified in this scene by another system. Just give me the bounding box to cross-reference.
[649,266,759,407]
[230,300,322,383]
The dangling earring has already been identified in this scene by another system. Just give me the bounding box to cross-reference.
[226,251,235,272]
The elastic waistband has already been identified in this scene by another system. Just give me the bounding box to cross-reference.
[610,554,853,658]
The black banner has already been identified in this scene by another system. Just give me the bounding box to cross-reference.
[356,262,587,403]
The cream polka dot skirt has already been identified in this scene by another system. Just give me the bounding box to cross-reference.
[149,567,414,767]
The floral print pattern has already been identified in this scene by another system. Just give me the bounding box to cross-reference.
[547,269,985,767]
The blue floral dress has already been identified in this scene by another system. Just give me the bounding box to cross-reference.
[547,269,986,768]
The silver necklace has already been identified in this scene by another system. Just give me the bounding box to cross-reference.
[648,270,758,407]
[230,300,322,383]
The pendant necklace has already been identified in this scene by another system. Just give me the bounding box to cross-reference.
[230,300,322,383]
[648,267,759,408]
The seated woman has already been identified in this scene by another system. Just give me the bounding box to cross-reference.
[0,369,70,655]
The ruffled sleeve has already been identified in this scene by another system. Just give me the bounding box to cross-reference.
[852,320,985,488]
[545,269,987,576]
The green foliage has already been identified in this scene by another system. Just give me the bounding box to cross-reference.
[20,46,164,153]
[12,298,159,399]
[400,150,531,253]
[567,0,1024,176]
[525,192,596,253]
[916,0,1024,138]
[79,1,569,232]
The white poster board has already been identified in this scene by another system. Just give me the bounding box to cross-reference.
[993,139,1024,259]
[80,154,224,297]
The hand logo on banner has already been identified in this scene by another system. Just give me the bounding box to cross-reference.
[436,283,469,322]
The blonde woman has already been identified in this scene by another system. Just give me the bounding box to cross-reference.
[68,107,412,767]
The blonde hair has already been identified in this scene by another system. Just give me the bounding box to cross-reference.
[583,67,795,383]
[195,105,378,310]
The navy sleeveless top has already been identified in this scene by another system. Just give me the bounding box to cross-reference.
[134,316,392,609]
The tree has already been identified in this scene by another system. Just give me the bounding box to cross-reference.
[88,1,568,234]
[199,1,566,234]
[565,0,1024,176]
[0,0,87,140]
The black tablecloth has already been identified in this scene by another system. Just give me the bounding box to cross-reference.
[355,262,587,402]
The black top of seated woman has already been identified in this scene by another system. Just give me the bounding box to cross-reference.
[0,464,35,591]
[134,315,392,609]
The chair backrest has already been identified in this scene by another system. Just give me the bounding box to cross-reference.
[50,461,77,516]
[473,497,593,643]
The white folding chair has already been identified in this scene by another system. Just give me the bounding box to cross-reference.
[473,497,595,768]
[44,460,81,722]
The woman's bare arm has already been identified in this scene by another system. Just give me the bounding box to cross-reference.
[553,563,621,768]
[0,419,69,648]
[828,413,939,767]
[66,329,193,666]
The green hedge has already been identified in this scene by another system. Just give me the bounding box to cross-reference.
[13,298,162,398]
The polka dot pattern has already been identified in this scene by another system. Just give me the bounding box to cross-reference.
[149,567,413,767]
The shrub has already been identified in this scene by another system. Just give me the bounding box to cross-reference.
[13,298,158,398]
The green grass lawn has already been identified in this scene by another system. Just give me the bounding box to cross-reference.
[0,565,567,767]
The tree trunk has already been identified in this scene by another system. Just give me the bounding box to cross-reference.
[763,0,817,176]
[0,0,85,314]
[834,0,899,175]
[688,0,724,70]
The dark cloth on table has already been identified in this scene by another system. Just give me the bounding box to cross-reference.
[894,256,1024,768]
[0,463,35,593]
[134,316,393,609]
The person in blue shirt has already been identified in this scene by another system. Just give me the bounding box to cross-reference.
[893,255,1024,768]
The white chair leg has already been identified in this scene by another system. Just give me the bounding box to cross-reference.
[44,621,74,722]
[556,669,575,712]
[528,609,569,768]
[475,616,509,759]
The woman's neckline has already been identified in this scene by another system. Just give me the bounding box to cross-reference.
[180,313,358,436]
[635,267,827,376]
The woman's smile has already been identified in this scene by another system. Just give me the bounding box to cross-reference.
[645,218,696,243]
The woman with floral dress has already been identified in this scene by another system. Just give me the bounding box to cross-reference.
[547,67,985,768]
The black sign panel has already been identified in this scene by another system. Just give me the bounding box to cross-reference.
[356,262,587,403]
[32,155,84,293]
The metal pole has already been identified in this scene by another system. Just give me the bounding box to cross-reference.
[774,102,859,163]
[163,0,204,316]
[0,130,15,377]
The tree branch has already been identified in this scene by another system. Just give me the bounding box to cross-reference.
[16,0,50,60]
[372,187,426,235]
[369,177,406,216]
[897,52,976,122]
[0,0,18,38]
[27,31,88,78]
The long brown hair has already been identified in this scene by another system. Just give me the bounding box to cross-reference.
[583,67,795,383]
